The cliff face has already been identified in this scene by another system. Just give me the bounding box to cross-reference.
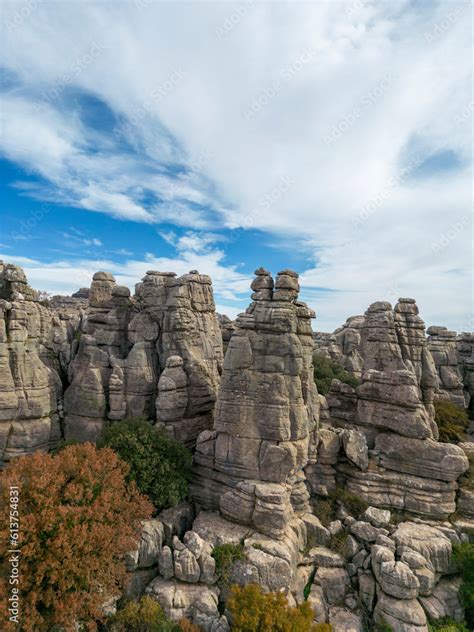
[64,269,223,448]
[192,268,319,539]
[310,299,469,521]
[1,260,472,631]
[0,262,82,462]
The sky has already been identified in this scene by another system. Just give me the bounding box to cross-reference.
[0,0,472,331]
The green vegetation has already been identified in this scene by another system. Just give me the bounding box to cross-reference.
[313,355,359,395]
[459,451,474,492]
[452,543,474,628]
[98,417,193,511]
[375,619,394,632]
[428,618,469,632]
[328,531,349,558]
[332,487,368,516]
[434,401,469,443]
[107,596,201,631]
[312,487,368,527]
[227,583,332,631]
[212,542,245,584]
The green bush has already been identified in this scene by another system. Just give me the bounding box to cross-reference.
[313,355,359,396]
[107,596,189,631]
[312,488,368,527]
[212,542,245,584]
[98,418,192,511]
[434,401,469,443]
[227,583,332,631]
[328,531,349,558]
[312,497,336,527]
[332,487,368,517]
[108,596,176,631]
[428,618,469,632]
[452,543,474,628]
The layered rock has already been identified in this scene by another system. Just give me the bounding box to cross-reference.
[427,326,467,408]
[310,299,469,521]
[457,332,474,427]
[0,262,69,463]
[64,270,223,447]
[192,268,319,539]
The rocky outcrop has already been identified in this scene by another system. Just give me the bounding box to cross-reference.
[192,268,319,539]
[457,332,474,427]
[427,326,467,408]
[0,262,77,463]
[64,270,223,447]
[309,299,470,521]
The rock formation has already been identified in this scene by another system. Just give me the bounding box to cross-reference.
[308,299,469,521]
[192,268,319,539]
[64,269,223,448]
[427,326,467,408]
[0,259,472,631]
[0,263,66,462]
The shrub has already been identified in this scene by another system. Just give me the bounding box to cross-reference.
[227,584,332,631]
[312,497,336,527]
[428,618,469,632]
[328,531,349,558]
[107,596,179,631]
[313,355,359,396]
[434,401,469,443]
[312,488,367,526]
[98,418,193,510]
[332,487,368,517]
[212,542,245,584]
[0,444,153,632]
[452,543,474,628]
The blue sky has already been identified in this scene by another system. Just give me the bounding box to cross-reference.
[0,1,472,330]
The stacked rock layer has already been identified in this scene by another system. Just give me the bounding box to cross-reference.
[192,268,320,539]
[64,269,223,448]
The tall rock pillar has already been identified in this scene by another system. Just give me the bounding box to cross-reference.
[192,268,319,539]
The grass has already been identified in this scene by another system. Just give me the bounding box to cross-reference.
[428,618,469,632]
[328,531,349,558]
[312,488,368,527]
[313,355,360,396]
[434,401,469,443]
[211,542,245,584]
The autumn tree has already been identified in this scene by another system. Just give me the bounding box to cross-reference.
[227,583,332,631]
[0,443,153,632]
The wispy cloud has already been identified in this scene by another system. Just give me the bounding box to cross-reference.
[0,0,471,330]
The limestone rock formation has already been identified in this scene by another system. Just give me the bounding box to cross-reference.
[64,269,223,447]
[0,262,72,463]
[427,326,467,408]
[192,268,319,539]
[309,298,469,521]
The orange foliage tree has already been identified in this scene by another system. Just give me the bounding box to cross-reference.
[0,443,153,632]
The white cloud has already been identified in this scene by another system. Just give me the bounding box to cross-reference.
[0,0,472,330]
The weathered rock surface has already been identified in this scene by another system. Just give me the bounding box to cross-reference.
[427,326,467,408]
[192,269,319,539]
[64,269,223,447]
[0,262,76,463]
